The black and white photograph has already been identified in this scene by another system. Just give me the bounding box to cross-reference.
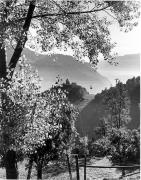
[0,0,140,179]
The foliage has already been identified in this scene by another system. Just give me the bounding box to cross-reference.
[0,56,41,166]
[102,80,131,129]
[0,56,40,148]
[88,127,140,165]
[125,76,140,129]
[89,79,140,164]
[23,79,79,179]
[92,80,131,141]
[22,86,78,155]
[77,77,140,138]
[88,136,111,157]
[0,57,78,170]
[44,78,89,104]
[108,128,140,165]
[71,136,89,158]
[93,117,109,139]
[61,79,89,103]
[126,76,140,102]
[88,78,140,162]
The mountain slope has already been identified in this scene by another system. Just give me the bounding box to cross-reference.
[18,49,110,94]
[76,77,140,138]
[7,49,139,94]
[98,54,140,85]
[126,77,140,129]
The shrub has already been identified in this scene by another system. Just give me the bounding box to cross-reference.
[108,128,140,164]
[89,137,111,157]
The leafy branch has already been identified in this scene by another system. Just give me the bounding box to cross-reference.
[5,5,111,27]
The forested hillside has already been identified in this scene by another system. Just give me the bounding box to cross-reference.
[76,77,140,138]
[126,77,140,129]
[43,79,94,111]
[61,79,89,103]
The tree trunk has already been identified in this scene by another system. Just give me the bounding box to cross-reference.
[37,161,43,180]
[1,92,18,180]
[8,0,36,78]
[0,2,36,179]
[84,155,86,180]
[6,166,18,179]
[37,166,42,180]
[5,149,18,179]
[66,154,72,180]
[27,158,34,180]
[75,155,79,180]
[0,42,7,78]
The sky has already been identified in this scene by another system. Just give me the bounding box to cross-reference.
[110,19,141,56]
[97,17,141,86]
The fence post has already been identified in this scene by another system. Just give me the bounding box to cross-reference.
[84,155,86,180]
[122,168,125,177]
[75,155,80,180]
[66,154,72,180]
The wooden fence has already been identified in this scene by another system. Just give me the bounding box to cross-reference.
[66,154,140,180]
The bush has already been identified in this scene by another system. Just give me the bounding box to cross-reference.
[71,136,89,158]
[108,128,140,164]
[89,137,111,157]
[71,145,87,158]
[88,127,140,164]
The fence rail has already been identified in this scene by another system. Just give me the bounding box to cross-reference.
[79,165,140,168]
[123,171,140,178]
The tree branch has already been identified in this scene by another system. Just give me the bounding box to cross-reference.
[26,5,110,18]
[6,5,111,26]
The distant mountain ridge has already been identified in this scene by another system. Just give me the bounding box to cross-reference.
[17,49,111,94]
[98,53,140,85]
[7,48,139,94]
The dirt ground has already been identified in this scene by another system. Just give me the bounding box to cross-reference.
[0,157,140,180]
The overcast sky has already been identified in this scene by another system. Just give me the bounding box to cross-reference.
[97,18,141,86]
[110,18,141,56]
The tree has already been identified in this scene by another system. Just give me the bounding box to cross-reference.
[108,128,140,165]
[71,136,89,158]
[22,84,78,179]
[93,117,109,139]
[61,79,88,103]
[93,80,131,142]
[0,58,78,179]
[0,57,42,178]
[103,80,131,129]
